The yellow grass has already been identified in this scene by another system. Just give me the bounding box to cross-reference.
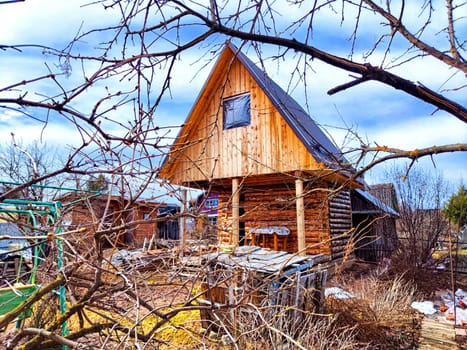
[64,303,215,348]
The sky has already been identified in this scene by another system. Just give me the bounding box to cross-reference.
[0,0,466,199]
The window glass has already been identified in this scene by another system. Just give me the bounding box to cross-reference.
[205,199,218,209]
[223,93,251,129]
[208,216,218,226]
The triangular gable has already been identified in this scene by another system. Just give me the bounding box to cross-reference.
[159,43,353,185]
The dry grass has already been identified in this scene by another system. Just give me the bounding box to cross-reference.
[223,303,366,350]
[4,255,427,349]
[186,262,424,349]
[327,273,420,349]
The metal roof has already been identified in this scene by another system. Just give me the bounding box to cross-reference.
[202,245,327,273]
[354,188,399,216]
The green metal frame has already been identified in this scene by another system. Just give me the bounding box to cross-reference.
[0,284,38,317]
[0,180,101,348]
[0,199,65,329]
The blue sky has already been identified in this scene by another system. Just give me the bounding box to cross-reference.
[0,0,466,195]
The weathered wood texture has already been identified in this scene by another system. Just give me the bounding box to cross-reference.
[369,183,398,211]
[160,47,320,185]
[351,189,398,261]
[418,318,459,350]
[216,182,334,256]
[199,248,328,332]
[329,190,353,260]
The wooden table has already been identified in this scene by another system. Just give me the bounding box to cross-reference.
[249,226,290,251]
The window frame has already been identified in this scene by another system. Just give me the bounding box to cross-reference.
[223,93,251,130]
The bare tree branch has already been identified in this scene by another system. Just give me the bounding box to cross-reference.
[362,0,466,71]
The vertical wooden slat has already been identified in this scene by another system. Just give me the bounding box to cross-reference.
[232,178,240,246]
[296,178,306,256]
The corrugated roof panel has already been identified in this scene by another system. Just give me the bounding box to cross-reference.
[355,188,399,216]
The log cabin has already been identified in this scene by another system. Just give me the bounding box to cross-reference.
[159,42,364,261]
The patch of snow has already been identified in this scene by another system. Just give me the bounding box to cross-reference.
[411,301,437,315]
[325,287,353,299]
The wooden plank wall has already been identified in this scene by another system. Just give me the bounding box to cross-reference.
[328,190,353,261]
[216,182,332,255]
[162,52,320,185]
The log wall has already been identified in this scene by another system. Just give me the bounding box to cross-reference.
[328,190,353,261]
[216,182,333,255]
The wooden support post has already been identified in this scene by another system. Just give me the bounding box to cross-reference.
[296,178,306,256]
[179,188,187,257]
[232,178,240,246]
[273,234,278,251]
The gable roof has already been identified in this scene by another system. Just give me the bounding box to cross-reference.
[228,42,346,168]
[159,42,356,185]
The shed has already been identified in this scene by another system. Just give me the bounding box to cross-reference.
[157,205,180,240]
[351,186,399,261]
[60,193,164,248]
[159,42,362,260]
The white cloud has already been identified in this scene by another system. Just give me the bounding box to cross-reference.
[0,108,22,122]
[0,120,80,146]
[0,0,465,187]
[0,0,119,45]
[368,114,467,150]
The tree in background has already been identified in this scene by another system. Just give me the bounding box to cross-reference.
[445,185,467,231]
[0,0,465,179]
[0,139,65,200]
[85,174,109,193]
[389,165,451,270]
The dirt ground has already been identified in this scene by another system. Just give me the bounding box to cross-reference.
[4,255,467,349]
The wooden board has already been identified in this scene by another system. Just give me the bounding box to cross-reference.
[418,318,459,350]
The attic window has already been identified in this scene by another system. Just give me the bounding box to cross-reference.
[223,93,251,130]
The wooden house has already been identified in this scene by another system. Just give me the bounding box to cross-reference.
[60,193,167,247]
[159,42,362,260]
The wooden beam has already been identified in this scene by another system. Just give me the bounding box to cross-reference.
[296,178,306,256]
[179,188,188,257]
[232,178,240,246]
